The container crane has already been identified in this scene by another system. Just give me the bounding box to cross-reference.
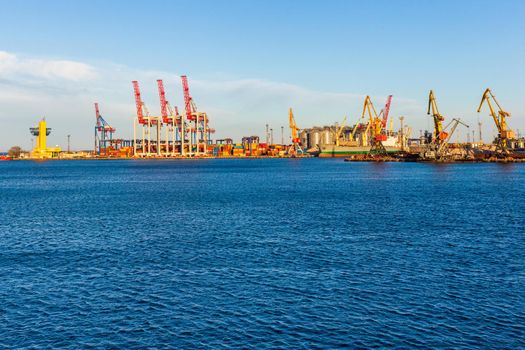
[94,102,116,155]
[181,75,213,155]
[132,80,160,156]
[289,108,303,155]
[157,79,180,155]
[477,88,515,154]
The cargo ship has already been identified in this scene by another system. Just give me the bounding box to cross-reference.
[318,145,400,158]
[316,136,401,158]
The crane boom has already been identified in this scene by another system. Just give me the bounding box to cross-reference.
[157,79,169,122]
[181,75,195,121]
[362,96,382,140]
[437,118,468,155]
[381,95,393,128]
[289,108,299,143]
[335,115,348,146]
[95,102,101,127]
[362,95,388,155]
[427,90,448,141]
[361,96,379,121]
[132,81,144,124]
[477,88,513,139]
[288,108,303,155]
[94,102,115,132]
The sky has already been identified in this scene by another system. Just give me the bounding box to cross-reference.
[0,0,524,150]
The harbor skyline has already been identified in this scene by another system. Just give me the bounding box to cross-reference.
[1,0,524,150]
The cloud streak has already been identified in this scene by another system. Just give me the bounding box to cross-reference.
[0,51,97,81]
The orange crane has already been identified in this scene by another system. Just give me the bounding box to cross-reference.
[477,88,515,154]
[289,108,304,155]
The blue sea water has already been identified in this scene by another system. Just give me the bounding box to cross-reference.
[0,159,523,349]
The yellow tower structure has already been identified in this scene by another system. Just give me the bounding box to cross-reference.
[30,118,61,158]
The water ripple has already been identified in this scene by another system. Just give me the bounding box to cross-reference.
[0,160,524,348]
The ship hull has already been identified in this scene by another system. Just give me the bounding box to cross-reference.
[318,144,400,158]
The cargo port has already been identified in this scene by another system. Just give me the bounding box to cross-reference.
[3,79,524,163]
[3,2,525,349]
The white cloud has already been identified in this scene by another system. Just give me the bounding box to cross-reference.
[0,51,97,81]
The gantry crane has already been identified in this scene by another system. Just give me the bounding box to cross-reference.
[157,79,181,155]
[361,96,387,155]
[132,80,161,156]
[94,102,116,155]
[289,108,304,155]
[477,88,515,155]
[181,75,214,155]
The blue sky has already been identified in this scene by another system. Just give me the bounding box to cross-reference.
[0,0,524,149]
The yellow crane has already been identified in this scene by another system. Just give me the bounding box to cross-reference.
[477,88,514,154]
[438,118,469,156]
[335,115,348,146]
[289,108,304,155]
[427,90,448,143]
[361,96,387,155]
[422,91,468,160]
[349,116,363,142]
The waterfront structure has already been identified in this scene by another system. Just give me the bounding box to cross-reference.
[29,119,61,159]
